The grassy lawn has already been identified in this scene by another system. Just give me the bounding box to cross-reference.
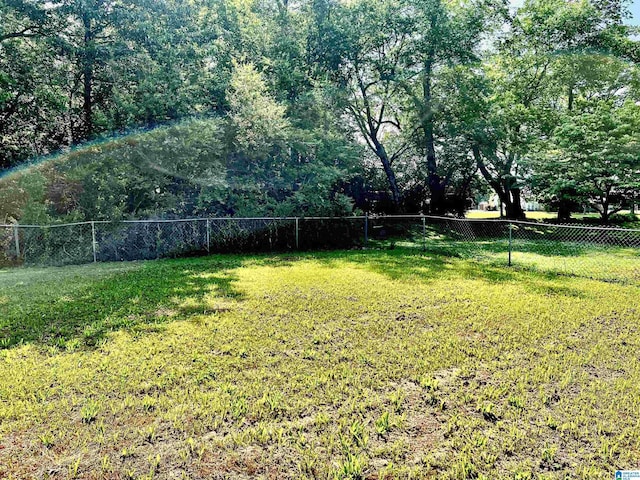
[1,247,639,479]
[465,210,611,220]
[466,210,560,220]
[466,210,639,227]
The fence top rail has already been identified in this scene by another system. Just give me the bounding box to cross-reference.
[509,219,640,234]
[116,216,369,223]
[1,221,94,228]
[380,214,505,222]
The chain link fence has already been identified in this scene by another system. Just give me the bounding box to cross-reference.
[1,216,638,284]
[507,220,640,284]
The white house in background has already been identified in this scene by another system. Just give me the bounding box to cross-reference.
[478,194,543,212]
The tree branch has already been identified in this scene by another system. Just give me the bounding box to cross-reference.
[0,25,42,42]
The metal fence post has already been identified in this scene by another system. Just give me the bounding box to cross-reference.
[508,222,513,267]
[206,218,211,253]
[295,217,299,250]
[364,214,369,246]
[422,216,426,251]
[13,224,20,261]
[91,221,97,263]
[156,222,161,260]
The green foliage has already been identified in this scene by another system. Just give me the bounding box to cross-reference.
[227,63,289,154]
[0,113,357,221]
[1,0,639,218]
[538,100,640,222]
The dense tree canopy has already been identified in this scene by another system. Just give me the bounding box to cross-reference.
[0,0,638,222]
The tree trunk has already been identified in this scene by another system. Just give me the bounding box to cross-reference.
[82,12,95,140]
[568,83,574,112]
[598,186,613,224]
[599,199,611,224]
[429,182,447,215]
[423,69,445,214]
[422,27,445,214]
[505,188,525,220]
[375,142,401,210]
[557,200,572,222]
[472,145,525,220]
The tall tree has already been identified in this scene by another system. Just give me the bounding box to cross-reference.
[542,100,640,223]
[471,0,637,219]
[55,0,123,141]
[0,1,68,168]
[332,0,413,210]
[402,0,498,214]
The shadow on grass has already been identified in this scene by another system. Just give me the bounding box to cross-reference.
[0,256,247,350]
[1,244,628,351]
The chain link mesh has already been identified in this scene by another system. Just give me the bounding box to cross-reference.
[0,226,18,266]
[1,223,94,267]
[96,220,209,262]
[298,218,364,250]
[207,218,295,252]
[508,221,640,284]
[1,216,638,284]
[368,216,509,260]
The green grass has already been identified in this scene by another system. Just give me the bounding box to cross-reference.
[466,210,640,228]
[467,210,562,220]
[465,210,622,220]
[1,247,639,479]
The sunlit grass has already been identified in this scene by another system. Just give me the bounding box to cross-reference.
[466,210,558,219]
[466,209,636,223]
[465,210,615,220]
[1,248,639,478]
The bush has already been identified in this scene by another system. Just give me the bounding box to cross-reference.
[609,213,639,225]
